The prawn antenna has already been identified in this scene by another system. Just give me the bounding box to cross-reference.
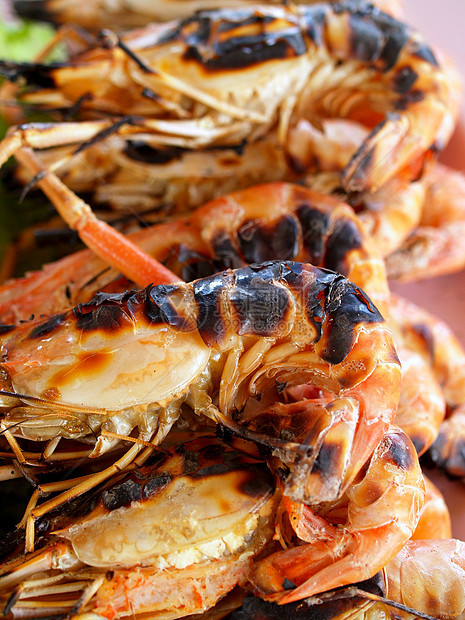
[0,413,98,443]
[99,29,154,75]
[354,588,439,620]
[0,390,109,416]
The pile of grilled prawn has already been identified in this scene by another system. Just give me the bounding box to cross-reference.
[0,1,465,618]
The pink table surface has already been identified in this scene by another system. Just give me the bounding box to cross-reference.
[394,0,465,540]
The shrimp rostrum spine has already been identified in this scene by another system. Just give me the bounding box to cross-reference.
[0,261,401,508]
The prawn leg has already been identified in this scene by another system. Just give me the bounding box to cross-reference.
[0,437,279,619]
[14,147,179,287]
[248,426,425,603]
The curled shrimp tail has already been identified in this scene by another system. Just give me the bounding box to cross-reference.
[248,427,425,604]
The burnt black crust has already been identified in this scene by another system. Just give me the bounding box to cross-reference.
[391,66,418,94]
[345,143,376,187]
[13,0,54,22]
[197,261,382,361]
[411,41,438,66]
[123,141,184,164]
[55,262,383,362]
[174,10,308,71]
[28,313,67,339]
[296,204,331,265]
[144,284,191,330]
[348,12,385,61]
[311,441,343,477]
[335,1,411,70]
[383,431,415,471]
[0,60,63,86]
[324,218,363,275]
[157,1,433,74]
[230,263,293,337]
[322,275,383,364]
[0,323,15,336]
[230,577,382,619]
[211,231,245,269]
[237,215,300,264]
[428,431,465,478]
[194,271,228,346]
[409,322,435,361]
[74,304,127,332]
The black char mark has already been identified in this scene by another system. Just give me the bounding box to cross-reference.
[167,9,307,71]
[322,275,383,364]
[74,304,127,332]
[366,9,411,71]
[411,41,438,66]
[348,13,384,62]
[0,61,64,87]
[301,6,328,47]
[28,313,67,339]
[237,215,300,263]
[410,321,435,362]
[395,89,424,111]
[102,478,145,511]
[324,217,363,275]
[292,266,333,342]
[346,143,376,187]
[102,471,173,511]
[142,284,191,330]
[0,323,15,336]
[311,441,343,479]
[429,432,465,477]
[230,263,293,337]
[296,204,331,265]
[238,463,274,498]
[194,271,228,347]
[211,231,245,269]
[12,1,55,23]
[142,473,172,499]
[230,583,379,620]
[330,1,409,70]
[392,66,418,93]
[173,245,217,282]
[124,141,184,164]
[383,430,415,471]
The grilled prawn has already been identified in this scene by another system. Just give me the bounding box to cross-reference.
[0,182,442,464]
[386,163,465,282]
[230,538,465,620]
[0,1,460,207]
[0,182,390,322]
[390,294,465,479]
[0,436,279,619]
[248,424,424,603]
[0,261,401,544]
[12,0,405,32]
